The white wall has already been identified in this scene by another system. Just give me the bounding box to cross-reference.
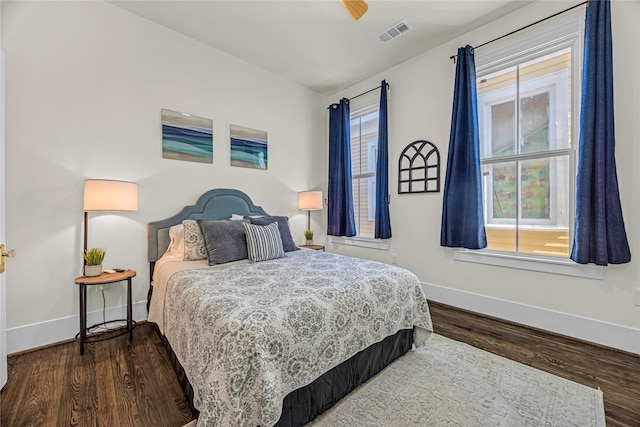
[327,0,640,352]
[1,1,326,349]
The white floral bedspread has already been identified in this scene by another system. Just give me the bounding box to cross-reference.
[156,249,433,426]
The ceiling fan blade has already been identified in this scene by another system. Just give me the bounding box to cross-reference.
[341,0,368,22]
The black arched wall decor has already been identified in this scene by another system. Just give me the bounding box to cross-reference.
[398,140,440,194]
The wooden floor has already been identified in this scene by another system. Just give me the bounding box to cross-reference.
[0,323,194,427]
[1,302,638,426]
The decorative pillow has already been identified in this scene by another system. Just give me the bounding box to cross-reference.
[248,216,299,252]
[182,219,207,261]
[229,213,263,220]
[197,219,249,265]
[166,223,185,258]
[243,222,285,263]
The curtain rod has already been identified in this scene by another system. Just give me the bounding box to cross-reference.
[327,82,389,109]
[449,1,587,61]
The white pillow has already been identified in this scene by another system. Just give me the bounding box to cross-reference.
[166,224,185,257]
[229,213,264,220]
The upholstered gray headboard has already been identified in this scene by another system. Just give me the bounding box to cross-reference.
[147,188,269,264]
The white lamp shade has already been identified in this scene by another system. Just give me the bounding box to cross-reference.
[298,191,323,210]
[84,179,139,212]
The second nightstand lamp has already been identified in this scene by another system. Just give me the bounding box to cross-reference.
[298,190,323,244]
[83,179,139,267]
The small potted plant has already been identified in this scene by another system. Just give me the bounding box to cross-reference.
[304,230,314,246]
[83,248,106,277]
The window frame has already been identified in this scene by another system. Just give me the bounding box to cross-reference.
[479,58,570,230]
[350,106,378,239]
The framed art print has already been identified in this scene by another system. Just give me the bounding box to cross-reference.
[230,124,268,169]
[161,109,213,163]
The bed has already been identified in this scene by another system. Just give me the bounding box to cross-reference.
[147,188,433,426]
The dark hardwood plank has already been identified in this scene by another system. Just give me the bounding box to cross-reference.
[95,342,118,426]
[45,341,70,425]
[77,343,99,427]
[428,300,640,427]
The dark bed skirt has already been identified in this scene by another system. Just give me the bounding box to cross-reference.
[157,325,414,426]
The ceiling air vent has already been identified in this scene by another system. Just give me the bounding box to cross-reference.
[377,19,412,43]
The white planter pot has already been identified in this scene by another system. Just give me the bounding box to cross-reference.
[84,264,102,277]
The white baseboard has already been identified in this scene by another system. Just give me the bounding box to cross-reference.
[422,282,640,355]
[7,301,148,354]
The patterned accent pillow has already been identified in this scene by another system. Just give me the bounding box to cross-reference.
[248,216,299,252]
[197,219,249,265]
[182,219,207,261]
[242,222,285,263]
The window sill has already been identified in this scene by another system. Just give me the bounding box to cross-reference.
[453,249,604,280]
[328,236,390,250]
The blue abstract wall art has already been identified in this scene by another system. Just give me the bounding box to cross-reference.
[161,109,213,163]
[230,124,268,170]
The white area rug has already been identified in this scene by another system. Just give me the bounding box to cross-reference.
[184,334,606,426]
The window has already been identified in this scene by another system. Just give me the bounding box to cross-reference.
[350,104,378,239]
[329,89,390,250]
[478,48,572,258]
[452,9,605,278]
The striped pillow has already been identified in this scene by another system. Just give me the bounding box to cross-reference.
[243,222,285,263]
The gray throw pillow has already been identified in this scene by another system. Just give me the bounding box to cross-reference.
[197,219,249,265]
[248,216,299,252]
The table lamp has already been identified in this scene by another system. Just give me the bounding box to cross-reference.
[298,191,323,239]
[83,179,139,256]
